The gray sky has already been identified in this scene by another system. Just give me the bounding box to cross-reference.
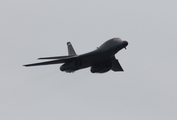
[1,0,177,120]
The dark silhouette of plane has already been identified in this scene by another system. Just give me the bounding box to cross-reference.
[24,38,128,73]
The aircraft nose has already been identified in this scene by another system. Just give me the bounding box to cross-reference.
[122,41,128,49]
[123,41,128,46]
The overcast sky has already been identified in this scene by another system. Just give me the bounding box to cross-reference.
[1,0,177,120]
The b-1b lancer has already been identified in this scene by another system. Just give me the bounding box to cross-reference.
[24,38,128,73]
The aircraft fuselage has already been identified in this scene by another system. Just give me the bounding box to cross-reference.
[60,38,128,72]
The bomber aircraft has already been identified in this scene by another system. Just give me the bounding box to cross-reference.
[24,38,128,73]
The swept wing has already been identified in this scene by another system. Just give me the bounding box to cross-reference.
[111,57,124,71]
[24,56,77,67]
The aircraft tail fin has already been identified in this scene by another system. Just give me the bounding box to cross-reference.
[67,42,77,56]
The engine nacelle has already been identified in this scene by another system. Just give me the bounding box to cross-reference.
[90,61,112,73]
[60,61,75,72]
[60,59,82,72]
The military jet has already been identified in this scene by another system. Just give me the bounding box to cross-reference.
[24,38,128,73]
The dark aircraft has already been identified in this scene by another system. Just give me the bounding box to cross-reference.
[24,38,128,73]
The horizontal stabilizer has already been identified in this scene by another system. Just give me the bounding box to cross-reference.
[38,55,76,60]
